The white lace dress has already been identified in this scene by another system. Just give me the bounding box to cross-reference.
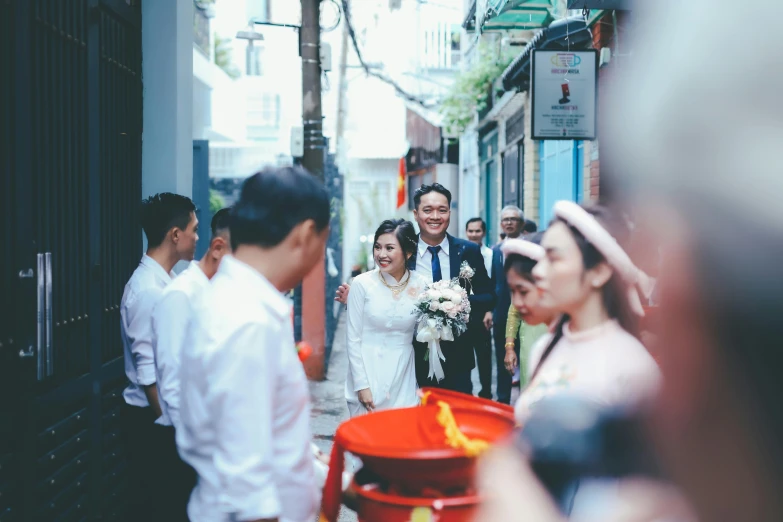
[345,269,427,417]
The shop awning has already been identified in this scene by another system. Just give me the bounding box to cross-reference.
[568,0,633,9]
[500,15,595,91]
[464,0,556,32]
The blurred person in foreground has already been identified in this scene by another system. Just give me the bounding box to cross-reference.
[475,0,783,521]
[177,167,330,522]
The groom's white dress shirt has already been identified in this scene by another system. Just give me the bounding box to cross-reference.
[416,236,451,283]
[121,254,174,407]
[151,260,208,429]
[177,255,318,522]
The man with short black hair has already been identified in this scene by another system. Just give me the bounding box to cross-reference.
[465,217,494,399]
[120,192,198,520]
[178,167,330,522]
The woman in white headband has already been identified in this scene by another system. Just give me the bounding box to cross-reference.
[517,202,660,423]
[500,233,558,389]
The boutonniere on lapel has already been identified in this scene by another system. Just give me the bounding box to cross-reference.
[458,261,475,294]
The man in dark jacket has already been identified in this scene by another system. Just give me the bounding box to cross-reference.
[490,205,525,404]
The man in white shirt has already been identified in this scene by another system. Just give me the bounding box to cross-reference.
[465,217,495,399]
[120,192,198,521]
[178,166,330,522]
[150,207,231,519]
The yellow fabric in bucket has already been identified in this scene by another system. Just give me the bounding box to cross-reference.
[434,401,489,457]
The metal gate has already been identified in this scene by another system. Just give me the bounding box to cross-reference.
[0,0,142,519]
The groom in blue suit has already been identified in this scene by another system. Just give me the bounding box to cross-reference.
[405,184,495,393]
[335,183,494,394]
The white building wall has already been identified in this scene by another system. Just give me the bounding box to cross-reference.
[142,0,193,200]
[341,158,399,277]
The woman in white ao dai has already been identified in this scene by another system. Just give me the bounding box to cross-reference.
[345,219,425,417]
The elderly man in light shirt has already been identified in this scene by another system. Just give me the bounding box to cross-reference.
[150,208,232,519]
[177,166,331,522]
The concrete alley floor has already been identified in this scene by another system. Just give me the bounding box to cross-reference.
[308,314,519,521]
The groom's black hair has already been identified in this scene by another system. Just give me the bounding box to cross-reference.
[229,166,330,250]
[413,183,452,210]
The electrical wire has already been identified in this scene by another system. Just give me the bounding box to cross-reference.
[340,0,441,108]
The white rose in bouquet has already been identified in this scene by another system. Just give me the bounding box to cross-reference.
[440,301,456,315]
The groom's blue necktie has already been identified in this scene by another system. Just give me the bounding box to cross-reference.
[428,246,443,282]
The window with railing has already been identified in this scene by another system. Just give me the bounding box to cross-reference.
[421,22,463,70]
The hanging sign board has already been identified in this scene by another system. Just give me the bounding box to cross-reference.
[531,50,598,140]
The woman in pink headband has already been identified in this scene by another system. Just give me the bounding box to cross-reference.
[517,202,659,423]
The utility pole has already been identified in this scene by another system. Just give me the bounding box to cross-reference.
[300,0,327,380]
[334,17,350,166]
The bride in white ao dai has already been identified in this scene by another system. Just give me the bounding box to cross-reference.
[345,219,426,417]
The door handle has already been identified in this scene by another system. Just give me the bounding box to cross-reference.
[17,253,48,380]
[45,252,53,377]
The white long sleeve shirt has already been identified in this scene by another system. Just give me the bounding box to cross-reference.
[177,255,318,522]
[121,255,174,407]
[151,260,208,428]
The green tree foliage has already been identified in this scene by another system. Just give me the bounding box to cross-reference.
[440,41,517,136]
[214,34,240,80]
[209,189,226,214]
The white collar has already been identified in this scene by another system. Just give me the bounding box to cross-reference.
[185,260,208,283]
[219,255,291,320]
[378,269,409,284]
[417,235,450,258]
[140,254,174,282]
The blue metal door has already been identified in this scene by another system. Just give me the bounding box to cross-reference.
[193,140,211,260]
[539,140,583,227]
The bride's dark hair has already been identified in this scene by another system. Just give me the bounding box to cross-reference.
[373,219,418,260]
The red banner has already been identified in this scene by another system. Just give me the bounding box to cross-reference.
[396,157,406,209]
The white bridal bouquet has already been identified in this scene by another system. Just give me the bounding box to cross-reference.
[412,277,471,382]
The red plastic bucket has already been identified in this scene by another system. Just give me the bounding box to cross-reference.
[353,482,480,522]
